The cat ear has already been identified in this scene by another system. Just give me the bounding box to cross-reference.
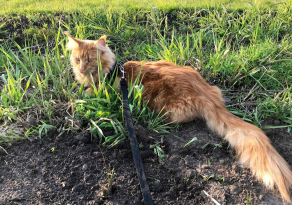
[64,31,82,49]
[96,35,107,48]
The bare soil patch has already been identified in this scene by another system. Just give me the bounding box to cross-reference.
[0,120,291,204]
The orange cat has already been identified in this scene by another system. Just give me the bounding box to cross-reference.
[64,32,292,202]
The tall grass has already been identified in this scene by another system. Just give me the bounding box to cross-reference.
[1,4,292,146]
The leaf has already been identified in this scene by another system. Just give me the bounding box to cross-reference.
[184,137,198,148]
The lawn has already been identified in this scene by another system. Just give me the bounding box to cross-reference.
[2,0,290,15]
[1,0,292,146]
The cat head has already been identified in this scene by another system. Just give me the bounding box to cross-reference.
[64,32,116,75]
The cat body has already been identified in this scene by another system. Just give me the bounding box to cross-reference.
[121,60,224,124]
[64,32,292,202]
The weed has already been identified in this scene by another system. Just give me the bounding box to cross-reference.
[0,106,17,124]
[184,136,198,147]
[213,143,222,148]
[147,176,161,183]
[246,191,252,205]
[200,171,215,181]
[150,141,165,158]
[220,177,225,183]
[202,143,209,149]
[38,122,55,138]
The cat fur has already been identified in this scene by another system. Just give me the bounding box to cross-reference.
[64,32,292,202]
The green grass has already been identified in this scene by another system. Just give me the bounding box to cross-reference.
[2,0,291,15]
[1,2,292,147]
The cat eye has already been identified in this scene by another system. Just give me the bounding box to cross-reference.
[75,57,80,62]
[88,58,93,63]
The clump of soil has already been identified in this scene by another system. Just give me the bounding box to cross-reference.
[0,120,291,204]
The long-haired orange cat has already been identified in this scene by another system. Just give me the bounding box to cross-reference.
[64,32,292,202]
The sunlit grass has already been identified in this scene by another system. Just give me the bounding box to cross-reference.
[1,0,291,15]
[1,2,292,147]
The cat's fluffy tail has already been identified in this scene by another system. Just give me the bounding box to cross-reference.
[202,101,292,201]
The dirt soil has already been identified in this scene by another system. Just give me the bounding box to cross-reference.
[0,119,292,205]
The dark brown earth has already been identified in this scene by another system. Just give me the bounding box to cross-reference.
[0,119,292,205]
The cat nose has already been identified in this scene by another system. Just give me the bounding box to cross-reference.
[80,67,85,71]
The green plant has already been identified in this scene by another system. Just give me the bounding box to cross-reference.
[1,3,292,149]
[200,171,215,181]
[147,176,161,183]
[220,177,225,182]
[184,137,198,147]
[38,122,55,138]
[246,191,252,205]
[0,106,17,124]
[150,141,165,158]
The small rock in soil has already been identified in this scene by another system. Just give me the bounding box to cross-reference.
[82,164,88,171]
